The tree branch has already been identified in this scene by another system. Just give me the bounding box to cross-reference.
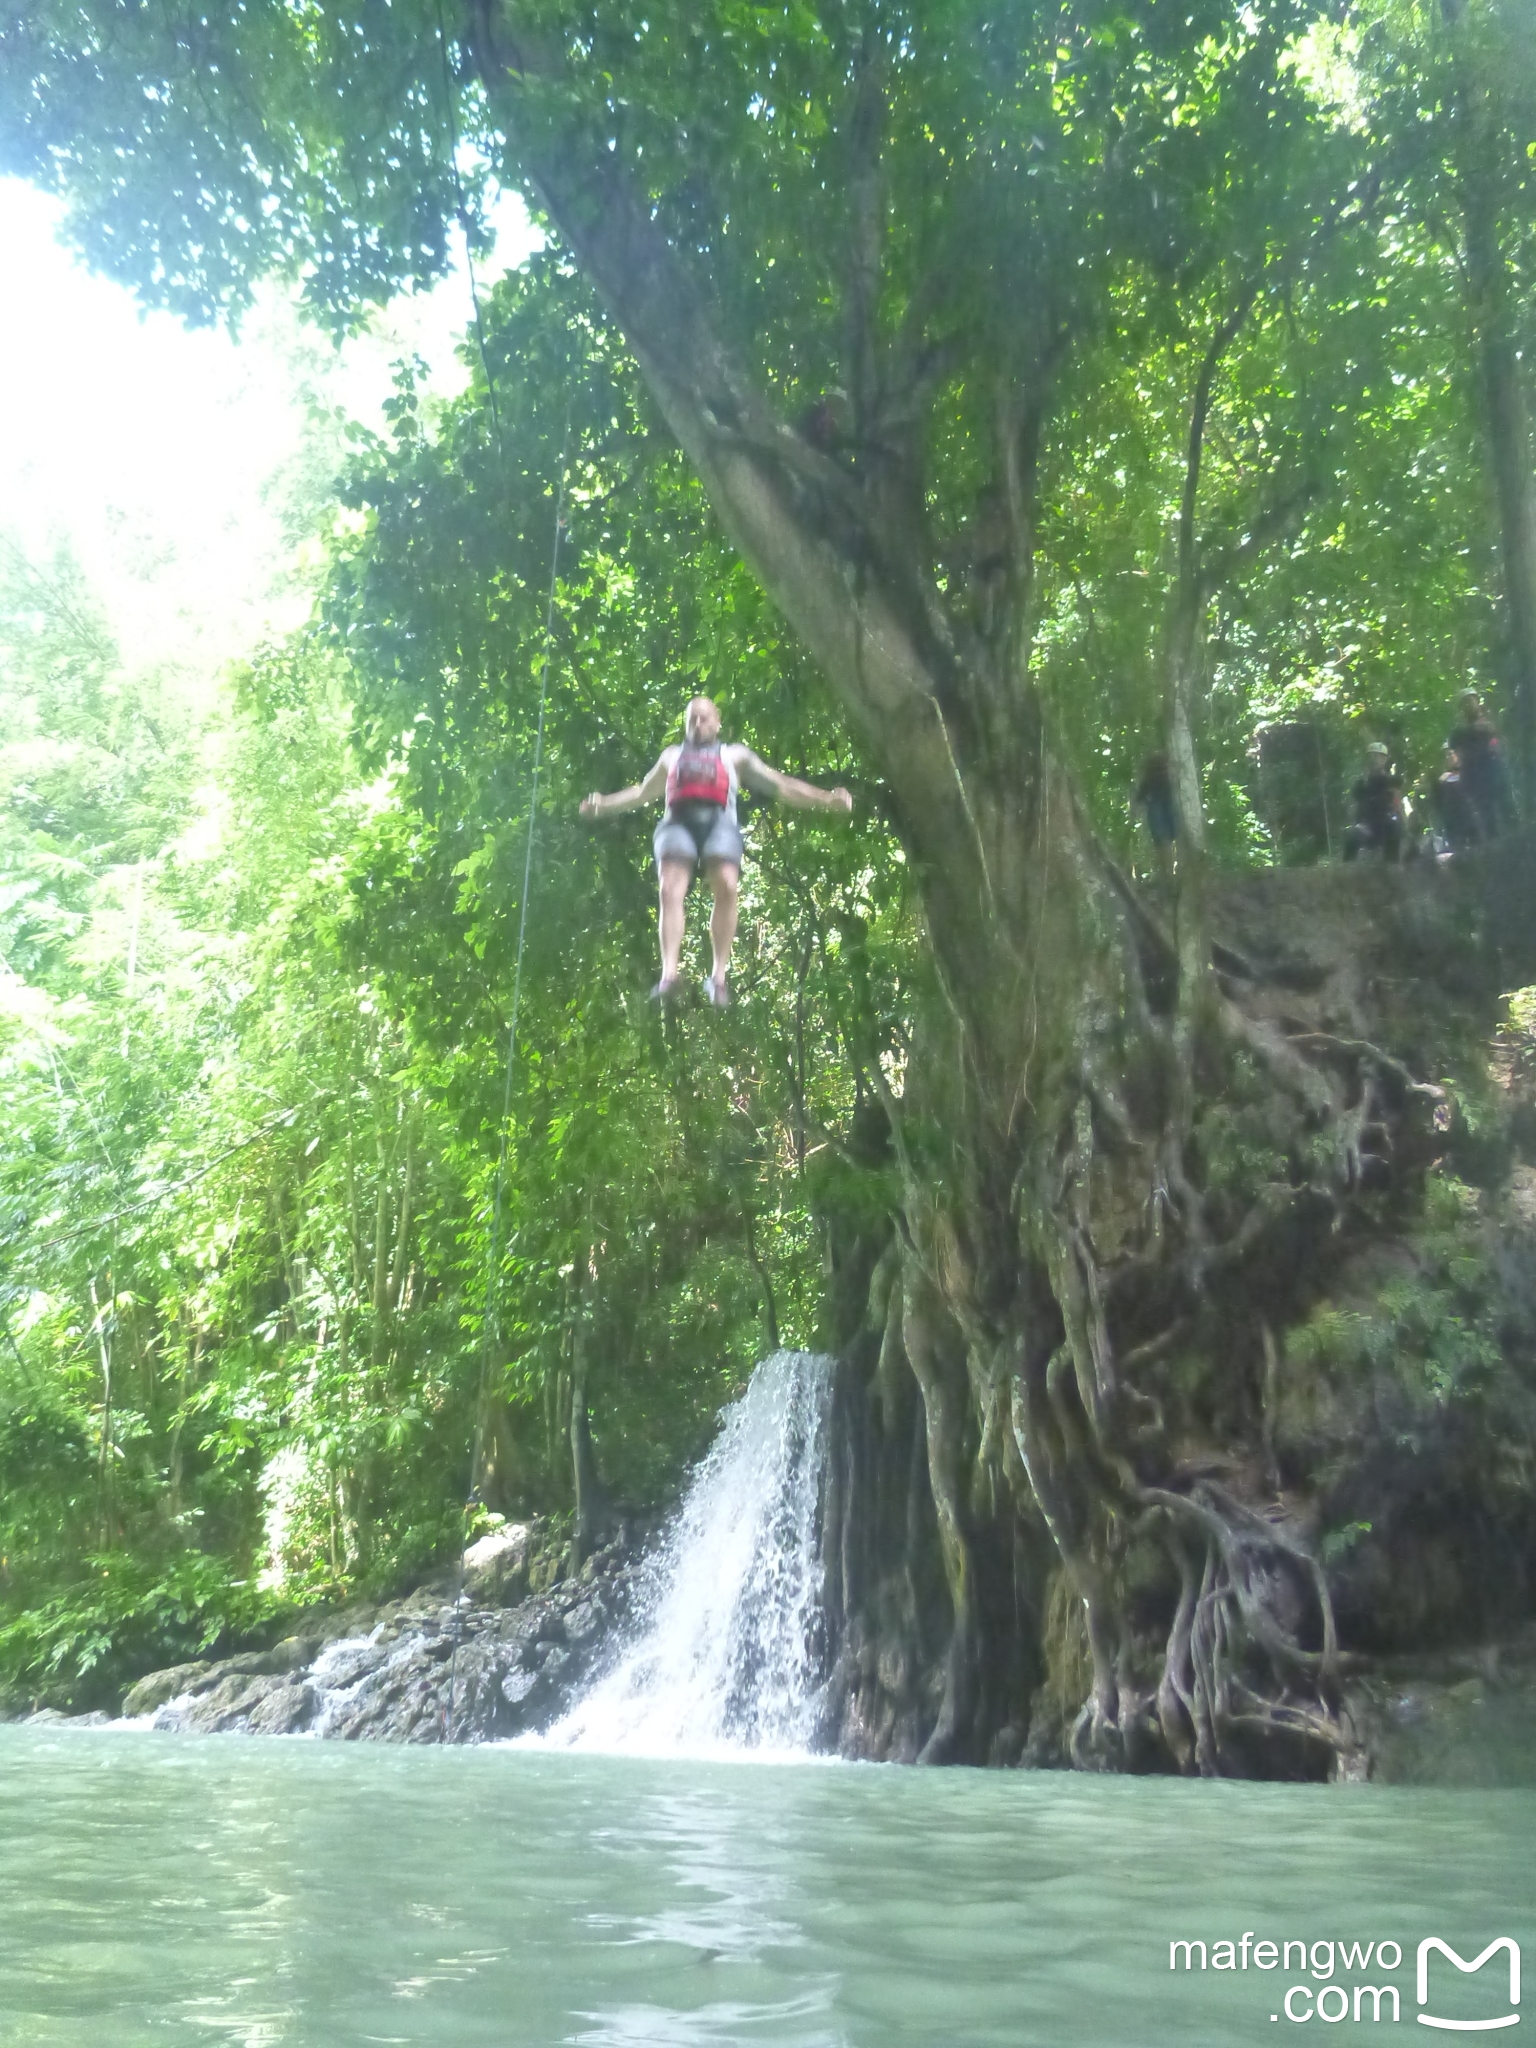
[1179,280,1261,587]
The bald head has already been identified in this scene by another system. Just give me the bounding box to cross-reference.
[685,696,722,743]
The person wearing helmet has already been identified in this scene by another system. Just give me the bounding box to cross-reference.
[1343,741,1405,862]
[579,696,852,1007]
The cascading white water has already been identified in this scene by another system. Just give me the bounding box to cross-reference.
[535,1349,834,1760]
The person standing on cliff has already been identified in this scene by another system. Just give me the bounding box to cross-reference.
[1447,688,1517,840]
[1131,749,1179,877]
[1427,745,1480,856]
[1342,740,1405,862]
[579,696,853,1008]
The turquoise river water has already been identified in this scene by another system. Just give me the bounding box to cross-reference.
[1,1728,1531,2047]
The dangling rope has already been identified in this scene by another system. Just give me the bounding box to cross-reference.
[433,0,503,452]
[444,433,570,1741]
[477,439,568,1486]
[431,0,581,1751]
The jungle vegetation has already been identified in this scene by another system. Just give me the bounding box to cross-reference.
[1,0,1535,1770]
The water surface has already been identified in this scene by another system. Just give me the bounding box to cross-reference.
[1,1728,1529,2047]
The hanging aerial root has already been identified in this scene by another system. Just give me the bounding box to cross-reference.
[1140,1483,1345,1675]
[1132,1481,1358,1773]
[1220,999,1337,1118]
[1156,1536,1203,1771]
[1282,1031,1447,1110]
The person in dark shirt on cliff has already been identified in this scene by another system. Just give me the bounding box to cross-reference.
[1343,741,1404,862]
[1131,750,1179,877]
[1427,744,1480,856]
[580,695,852,1008]
[1447,689,1517,840]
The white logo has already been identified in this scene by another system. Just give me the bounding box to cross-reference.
[1418,1939,1521,2032]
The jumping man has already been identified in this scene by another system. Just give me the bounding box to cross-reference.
[579,696,852,1007]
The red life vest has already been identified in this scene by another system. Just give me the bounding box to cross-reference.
[666,740,730,807]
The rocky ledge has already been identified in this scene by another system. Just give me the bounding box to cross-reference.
[27,1522,646,1744]
[1339,1625,1536,1785]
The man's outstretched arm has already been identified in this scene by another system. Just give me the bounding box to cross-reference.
[734,748,853,813]
[580,755,669,818]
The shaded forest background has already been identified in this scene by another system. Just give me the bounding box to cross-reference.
[1,0,1534,1716]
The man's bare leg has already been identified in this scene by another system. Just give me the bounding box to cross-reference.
[704,859,740,999]
[657,858,693,988]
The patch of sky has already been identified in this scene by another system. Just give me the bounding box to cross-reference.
[0,177,540,695]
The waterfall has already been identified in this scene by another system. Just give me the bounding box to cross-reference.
[534,1349,834,1760]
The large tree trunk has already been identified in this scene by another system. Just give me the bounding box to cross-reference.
[467,4,1536,1773]
[1464,213,1536,809]
[1443,0,1536,806]
[824,841,1536,1771]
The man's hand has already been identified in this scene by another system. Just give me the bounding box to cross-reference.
[827,787,853,814]
[580,793,603,819]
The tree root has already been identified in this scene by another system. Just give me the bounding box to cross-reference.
[1284,1031,1447,1109]
[1127,1480,1356,1772]
[1220,998,1336,1119]
[860,912,1447,1777]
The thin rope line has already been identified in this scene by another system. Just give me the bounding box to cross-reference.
[446,422,569,1741]
[478,427,568,1474]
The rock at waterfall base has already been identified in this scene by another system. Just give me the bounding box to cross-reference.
[96,1523,645,1745]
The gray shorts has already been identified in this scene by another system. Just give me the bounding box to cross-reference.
[653,800,744,870]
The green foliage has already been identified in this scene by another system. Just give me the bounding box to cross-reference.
[0,0,472,329]
[1285,1173,1503,1412]
[0,303,917,1693]
[0,1550,273,1714]
[1,0,1534,1704]
[300,254,922,1511]
[1319,1519,1373,1567]
[8,0,1534,836]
